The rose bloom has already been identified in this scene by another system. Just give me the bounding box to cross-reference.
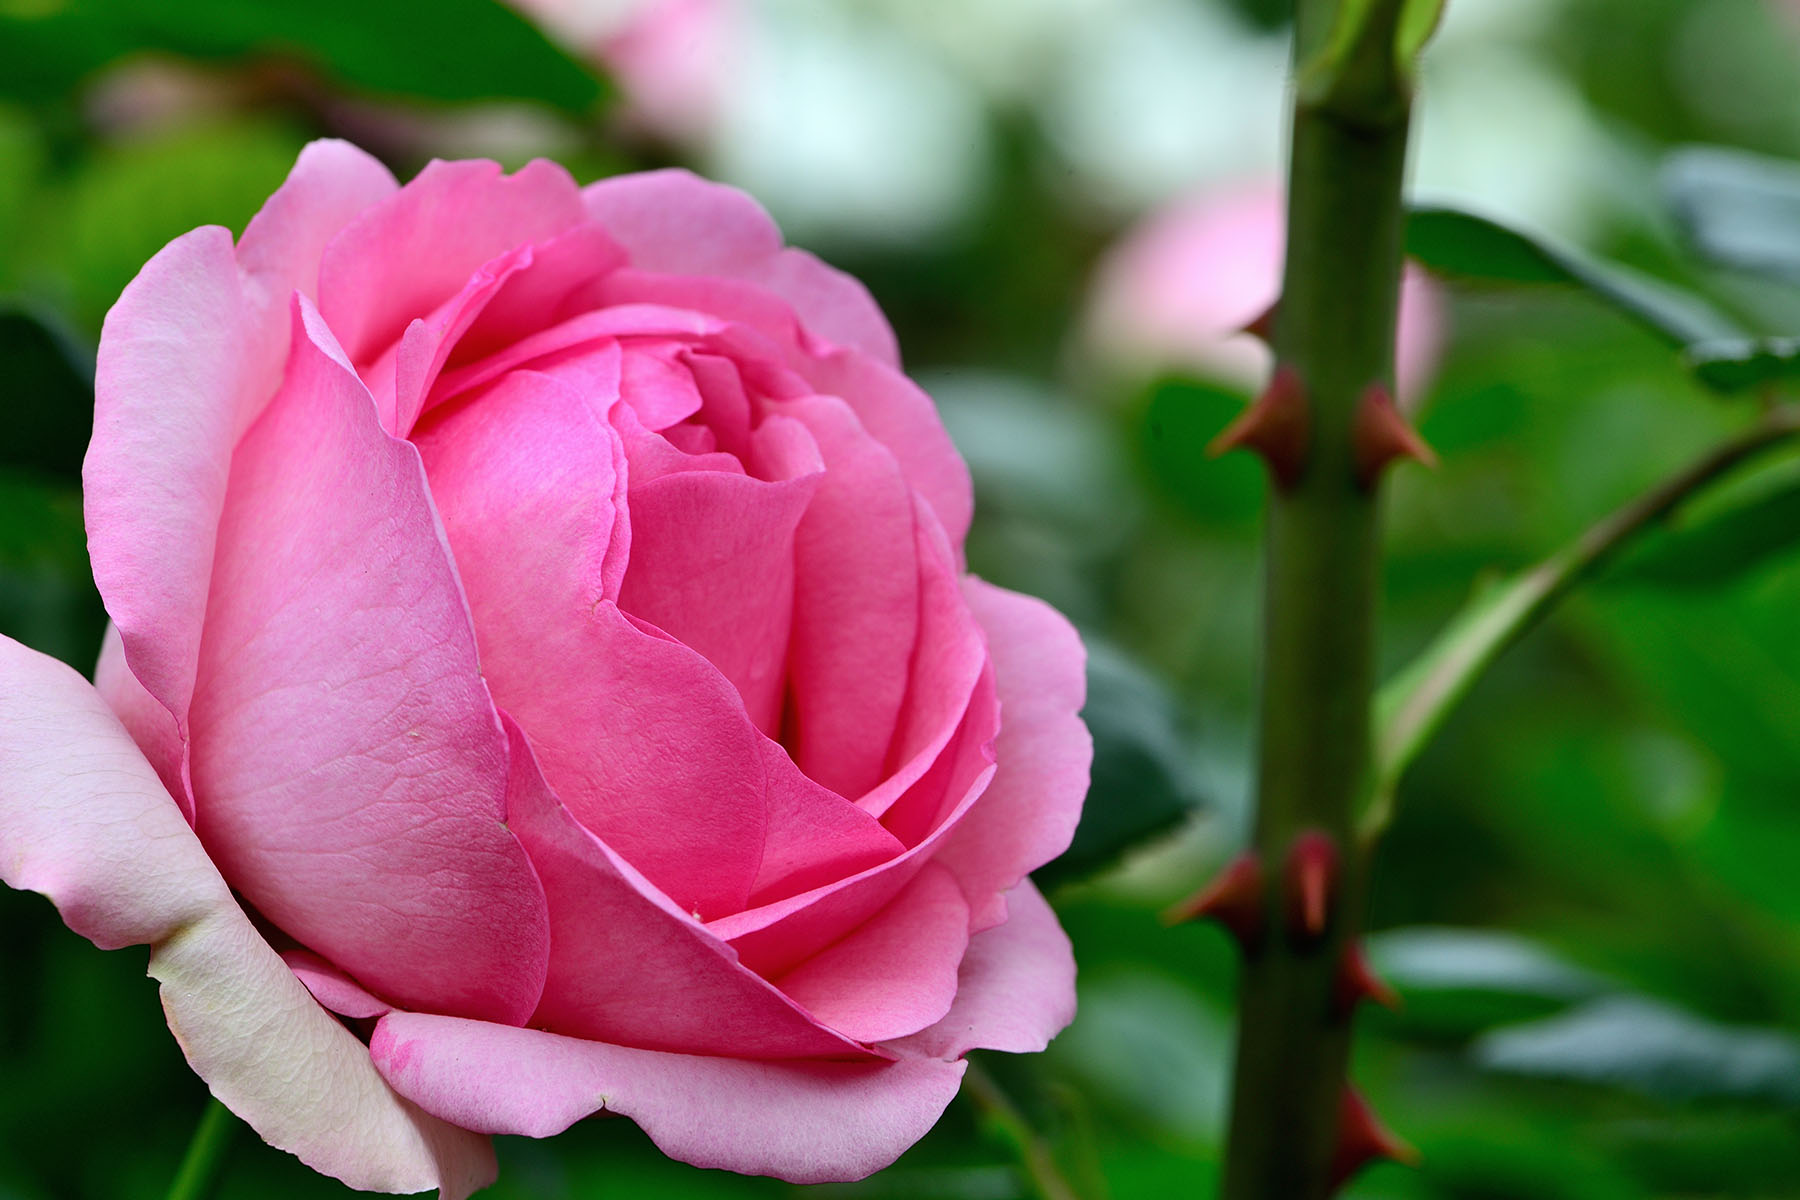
[1086,179,1446,407]
[0,142,1090,1196]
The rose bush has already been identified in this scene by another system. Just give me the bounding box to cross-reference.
[0,141,1090,1197]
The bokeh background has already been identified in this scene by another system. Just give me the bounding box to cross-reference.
[4,0,1800,1196]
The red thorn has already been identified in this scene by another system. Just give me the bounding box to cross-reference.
[1351,382,1436,489]
[1162,853,1266,952]
[1331,1088,1420,1189]
[1207,366,1310,490]
[1284,829,1339,944]
[1335,943,1401,1016]
[1239,299,1278,343]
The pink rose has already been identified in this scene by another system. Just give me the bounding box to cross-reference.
[1086,179,1446,407]
[0,142,1089,1196]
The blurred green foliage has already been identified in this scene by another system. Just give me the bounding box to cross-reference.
[2,1,1800,1198]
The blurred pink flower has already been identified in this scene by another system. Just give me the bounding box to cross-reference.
[1086,180,1446,407]
[511,0,737,143]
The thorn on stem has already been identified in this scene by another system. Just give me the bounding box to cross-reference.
[1334,943,1401,1016]
[1284,829,1339,944]
[1163,853,1265,953]
[1331,1087,1419,1190]
[1239,299,1278,344]
[1351,382,1436,488]
[1208,366,1310,490]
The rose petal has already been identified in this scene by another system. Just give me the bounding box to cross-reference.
[856,493,988,830]
[934,581,1091,929]
[318,158,585,365]
[504,718,880,1059]
[86,225,249,760]
[94,622,189,821]
[581,168,900,366]
[0,636,494,1199]
[617,456,819,735]
[282,950,393,1020]
[891,880,1075,1059]
[372,1012,967,1183]
[190,296,550,1025]
[780,393,920,799]
[774,863,970,1043]
[236,138,399,419]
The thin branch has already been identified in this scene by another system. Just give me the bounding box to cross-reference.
[1366,404,1800,839]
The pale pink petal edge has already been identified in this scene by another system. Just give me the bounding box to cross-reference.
[0,637,493,1199]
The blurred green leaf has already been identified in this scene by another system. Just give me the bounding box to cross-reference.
[1663,145,1800,286]
[1611,469,1800,587]
[1474,996,1800,1107]
[0,303,93,481]
[0,0,606,114]
[1038,641,1206,888]
[36,117,308,330]
[1405,205,1740,349]
[1681,335,1800,392]
[1370,926,1610,1002]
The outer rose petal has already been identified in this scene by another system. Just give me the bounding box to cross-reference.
[235,139,400,421]
[893,880,1076,1059]
[0,636,494,1199]
[372,1013,968,1184]
[191,297,550,1025]
[86,225,250,755]
[581,168,900,366]
[935,580,1092,929]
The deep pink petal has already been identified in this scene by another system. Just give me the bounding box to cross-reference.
[235,138,399,419]
[799,347,974,556]
[617,460,819,735]
[581,168,900,365]
[707,682,998,978]
[190,297,550,1026]
[934,581,1091,929]
[774,864,969,1043]
[747,737,904,905]
[858,494,988,832]
[778,393,919,799]
[317,158,585,364]
[892,880,1075,1059]
[0,636,494,1199]
[504,719,879,1059]
[586,267,969,548]
[372,1013,967,1183]
[86,225,249,752]
[283,950,393,1020]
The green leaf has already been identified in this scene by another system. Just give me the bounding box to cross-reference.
[0,0,606,115]
[1474,996,1800,1108]
[0,304,93,482]
[1405,205,1740,348]
[1663,145,1800,285]
[1037,642,1206,888]
[1611,470,1800,588]
[1681,336,1800,392]
[1369,927,1610,1002]
[1367,926,1611,1039]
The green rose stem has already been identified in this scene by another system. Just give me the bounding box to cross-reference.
[165,1098,238,1200]
[1204,0,1434,1195]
